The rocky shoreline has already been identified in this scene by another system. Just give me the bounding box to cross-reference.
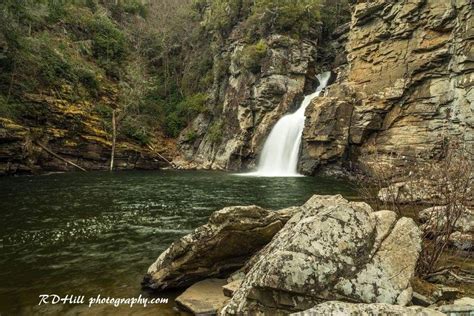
[142,195,474,315]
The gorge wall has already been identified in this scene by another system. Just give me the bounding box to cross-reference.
[178,0,473,175]
[2,0,471,176]
[177,35,318,171]
[300,0,473,175]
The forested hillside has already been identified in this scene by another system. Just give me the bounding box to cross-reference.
[0,0,349,174]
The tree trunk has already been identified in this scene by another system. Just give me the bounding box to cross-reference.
[110,109,116,171]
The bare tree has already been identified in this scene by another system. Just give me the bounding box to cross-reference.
[357,140,473,276]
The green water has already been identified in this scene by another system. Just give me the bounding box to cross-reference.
[0,170,356,315]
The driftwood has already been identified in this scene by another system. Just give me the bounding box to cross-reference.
[424,266,474,284]
[147,144,176,169]
[36,142,87,172]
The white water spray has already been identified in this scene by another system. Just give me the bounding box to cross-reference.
[247,72,331,177]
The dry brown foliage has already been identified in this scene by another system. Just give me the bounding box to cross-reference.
[357,140,473,276]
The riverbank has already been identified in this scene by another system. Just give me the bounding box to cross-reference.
[144,194,474,315]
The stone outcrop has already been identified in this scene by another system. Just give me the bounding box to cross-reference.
[301,0,473,175]
[291,301,444,316]
[221,195,422,315]
[143,205,291,290]
[178,34,318,171]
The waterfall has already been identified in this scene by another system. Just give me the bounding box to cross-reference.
[248,71,331,177]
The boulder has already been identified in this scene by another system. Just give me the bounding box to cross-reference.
[435,295,474,315]
[454,297,474,306]
[143,205,289,290]
[175,279,229,315]
[419,206,473,232]
[221,195,422,315]
[291,301,444,316]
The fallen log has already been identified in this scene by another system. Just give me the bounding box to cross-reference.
[147,144,176,169]
[36,142,87,172]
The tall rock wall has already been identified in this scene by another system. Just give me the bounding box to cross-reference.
[177,35,318,171]
[301,0,473,175]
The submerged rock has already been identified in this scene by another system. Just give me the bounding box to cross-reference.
[143,205,289,290]
[221,195,422,315]
[291,301,444,316]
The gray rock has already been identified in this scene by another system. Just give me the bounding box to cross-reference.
[221,195,422,315]
[412,291,435,307]
[437,304,474,315]
[291,301,444,316]
[178,34,317,171]
[143,205,288,290]
[419,206,473,233]
[436,295,474,316]
[377,181,441,205]
[222,280,242,298]
[334,217,422,306]
[176,279,229,315]
[454,297,474,306]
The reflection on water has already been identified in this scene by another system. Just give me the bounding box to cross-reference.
[0,170,357,314]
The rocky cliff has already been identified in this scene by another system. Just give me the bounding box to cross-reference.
[177,34,319,171]
[0,96,174,175]
[300,0,473,175]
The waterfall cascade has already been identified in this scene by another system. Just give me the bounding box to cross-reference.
[248,72,331,177]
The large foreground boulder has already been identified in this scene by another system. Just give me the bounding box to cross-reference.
[143,205,292,290]
[221,195,422,315]
[291,301,444,316]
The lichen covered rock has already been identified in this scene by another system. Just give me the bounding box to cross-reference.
[291,301,444,316]
[221,195,422,315]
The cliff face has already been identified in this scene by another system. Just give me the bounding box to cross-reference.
[0,95,174,175]
[301,0,473,175]
[177,35,318,171]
